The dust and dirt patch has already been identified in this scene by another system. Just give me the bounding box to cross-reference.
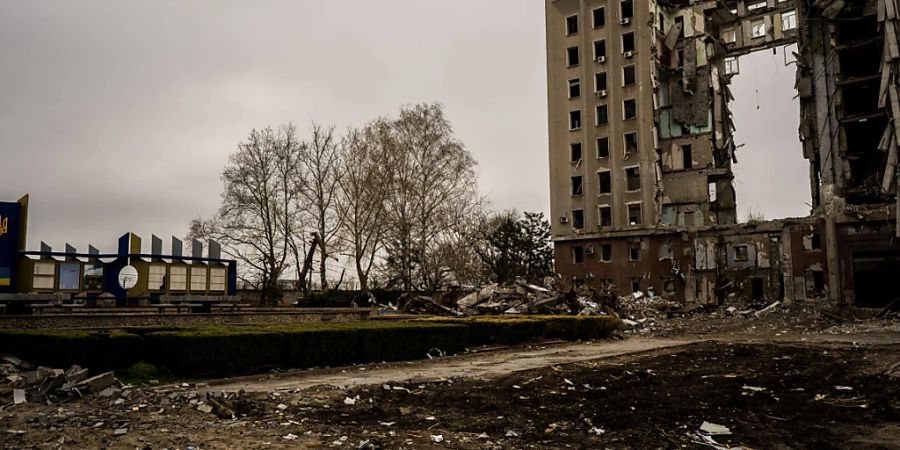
[2,340,898,449]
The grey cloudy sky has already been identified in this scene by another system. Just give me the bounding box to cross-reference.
[0,0,805,252]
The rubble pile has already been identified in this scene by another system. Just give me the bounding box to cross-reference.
[390,280,615,317]
[1,355,119,405]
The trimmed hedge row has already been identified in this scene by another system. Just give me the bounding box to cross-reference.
[0,316,618,377]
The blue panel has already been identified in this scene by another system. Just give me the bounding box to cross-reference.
[0,202,21,293]
[58,263,80,290]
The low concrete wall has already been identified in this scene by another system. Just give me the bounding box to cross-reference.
[0,308,372,329]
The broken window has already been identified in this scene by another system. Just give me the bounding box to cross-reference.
[568,78,580,99]
[627,203,642,225]
[782,10,797,31]
[802,232,822,251]
[682,144,693,169]
[674,16,684,39]
[597,137,609,158]
[623,65,636,86]
[630,278,642,293]
[596,104,609,125]
[570,142,582,162]
[623,98,636,120]
[593,40,607,61]
[569,110,582,130]
[747,1,766,10]
[571,176,584,196]
[625,166,640,191]
[684,211,695,227]
[598,170,612,194]
[599,205,613,227]
[621,32,635,54]
[662,205,676,225]
[565,15,578,35]
[620,0,633,20]
[734,245,749,262]
[805,269,825,294]
[572,245,584,264]
[659,242,674,259]
[595,72,608,92]
[624,132,638,156]
[572,209,584,229]
[750,19,766,38]
[724,57,739,75]
[567,46,580,66]
[593,7,606,28]
[658,13,665,32]
[722,27,736,43]
[600,244,612,262]
[708,182,718,202]
[662,277,676,294]
[629,241,641,261]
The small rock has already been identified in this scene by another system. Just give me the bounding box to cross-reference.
[113,427,128,436]
[431,434,444,443]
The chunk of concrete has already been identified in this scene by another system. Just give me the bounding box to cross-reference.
[76,372,116,394]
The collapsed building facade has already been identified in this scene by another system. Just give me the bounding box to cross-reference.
[546,0,899,306]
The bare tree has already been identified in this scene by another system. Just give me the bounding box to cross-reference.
[189,125,304,304]
[336,119,393,291]
[296,124,344,290]
[381,103,480,291]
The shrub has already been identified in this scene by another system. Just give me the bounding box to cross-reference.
[0,329,142,371]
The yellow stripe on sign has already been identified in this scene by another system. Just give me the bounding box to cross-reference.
[0,278,10,286]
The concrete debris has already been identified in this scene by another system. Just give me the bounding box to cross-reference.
[430,434,444,443]
[699,421,732,436]
[2,356,118,405]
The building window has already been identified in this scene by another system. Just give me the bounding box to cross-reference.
[627,203,643,225]
[567,46,580,66]
[169,265,187,291]
[623,65,636,86]
[570,110,582,130]
[596,104,609,125]
[566,15,579,35]
[625,166,640,191]
[597,244,611,262]
[682,144,693,169]
[725,57,739,75]
[570,142,583,162]
[629,241,641,261]
[149,264,167,291]
[803,232,822,251]
[32,262,56,290]
[747,1,766,10]
[572,245,585,264]
[782,10,797,31]
[751,19,766,38]
[722,27,737,43]
[595,72,608,92]
[210,267,227,292]
[684,211,696,227]
[630,278,642,293]
[620,0,634,20]
[593,40,607,61]
[593,7,606,27]
[662,277,676,294]
[597,137,609,158]
[190,266,208,292]
[621,32,635,53]
[598,170,612,194]
[624,132,638,156]
[623,99,636,120]
[568,78,581,99]
[659,242,674,259]
[571,176,584,196]
[734,245,749,262]
[599,205,613,228]
[572,209,585,229]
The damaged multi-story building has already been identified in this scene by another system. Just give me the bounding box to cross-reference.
[546,0,899,307]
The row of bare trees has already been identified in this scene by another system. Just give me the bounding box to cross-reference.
[190,103,499,303]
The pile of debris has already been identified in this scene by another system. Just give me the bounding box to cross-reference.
[1,355,118,405]
[389,280,616,317]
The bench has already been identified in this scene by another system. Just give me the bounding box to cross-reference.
[210,302,245,313]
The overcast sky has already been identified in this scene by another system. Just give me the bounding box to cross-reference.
[0,1,806,253]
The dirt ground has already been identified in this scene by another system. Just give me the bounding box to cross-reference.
[2,306,899,449]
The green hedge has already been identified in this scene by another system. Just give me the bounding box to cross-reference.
[0,316,618,377]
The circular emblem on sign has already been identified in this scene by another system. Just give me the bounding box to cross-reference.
[118,265,139,290]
